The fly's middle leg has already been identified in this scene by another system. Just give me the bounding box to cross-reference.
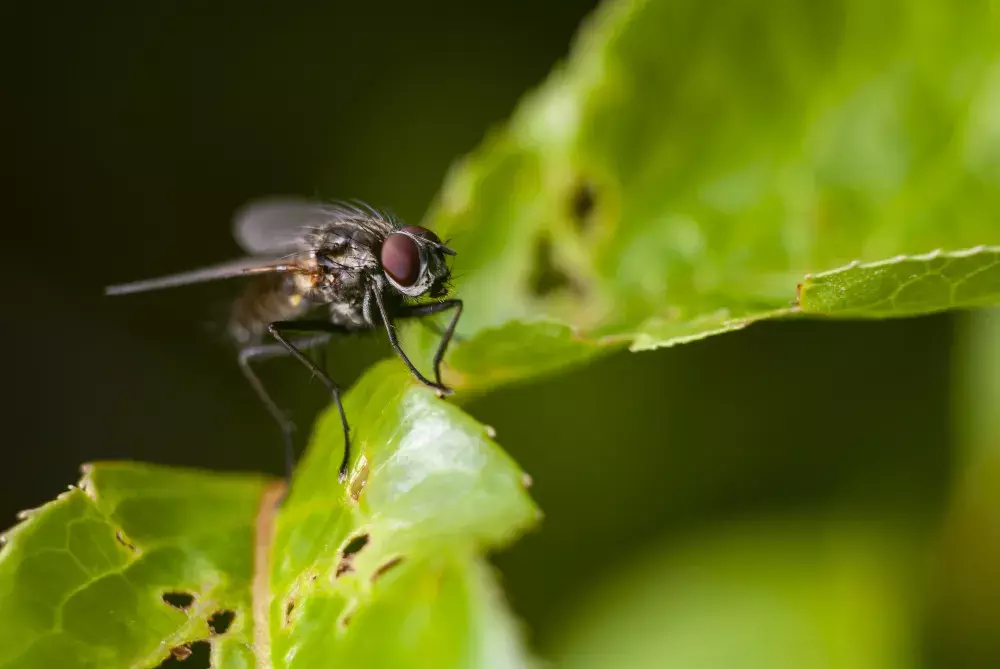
[239,321,355,484]
[268,320,355,483]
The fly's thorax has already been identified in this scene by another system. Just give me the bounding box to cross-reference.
[303,223,383,304]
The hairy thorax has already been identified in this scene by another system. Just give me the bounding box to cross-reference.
[228,218,391,344]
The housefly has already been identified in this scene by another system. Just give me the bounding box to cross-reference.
[105,198,462,482]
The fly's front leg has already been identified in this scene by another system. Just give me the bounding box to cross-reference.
[370,287,455,396]
[395,299,463,389]
[267,320,355,482]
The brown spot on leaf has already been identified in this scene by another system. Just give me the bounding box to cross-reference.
[284,599,296,627]
[372,556,404,582]
[349,455,370,501]
[162,591,195,610]
[154,640,210,668]
[115,530,137,552]
[170,646,191,661]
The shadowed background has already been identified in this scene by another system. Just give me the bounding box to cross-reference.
[3,1,996,667]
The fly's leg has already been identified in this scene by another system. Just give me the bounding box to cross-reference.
[238,334,330,482]
[240,322,355,483]
[370,286,461,395]
[268,321,356,482]
[395,299,463,389]
[418,316,466,343]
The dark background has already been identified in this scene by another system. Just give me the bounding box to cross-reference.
[2,1,986,664]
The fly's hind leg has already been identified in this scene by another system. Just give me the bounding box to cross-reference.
[266,320,356,483]
[238,333,330,482]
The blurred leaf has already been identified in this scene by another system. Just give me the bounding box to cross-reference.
[0,363,538,669]
[414,0,1000,389]
[0,464,267,668]
[928,307,1000,665]
[552,520,917,669]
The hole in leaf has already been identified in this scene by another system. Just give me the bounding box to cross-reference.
[528,236,573,297]
[336,533,370,577]
[208,610,235,635]
[153,640,210,668]
[342,533,370,556]
[372,556,404,582]
[162,591,195,610]
[569,180,597,229]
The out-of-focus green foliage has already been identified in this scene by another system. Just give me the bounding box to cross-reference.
[416,0,1000,387]
[552,520,916,669]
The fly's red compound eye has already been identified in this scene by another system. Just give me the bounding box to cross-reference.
[381,232,421,287]
[401,225,441,245]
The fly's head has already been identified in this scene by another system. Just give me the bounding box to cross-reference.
[380,226,455,299]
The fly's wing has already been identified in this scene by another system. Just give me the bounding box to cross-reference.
[104,255,301,296]
[232,197,337,255]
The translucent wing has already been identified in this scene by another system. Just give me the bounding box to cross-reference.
[104,255,300,296]
[232,197,334,254]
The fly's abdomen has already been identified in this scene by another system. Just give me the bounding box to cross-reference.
[229,274,310,344]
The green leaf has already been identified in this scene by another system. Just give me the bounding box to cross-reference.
[0,464,268,669]
[798,246,1000,316]
[0,361,537,668]
[413,0,1000,389]
[268,360,537,668]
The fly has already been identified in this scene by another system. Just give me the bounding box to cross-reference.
[105,198,462,482]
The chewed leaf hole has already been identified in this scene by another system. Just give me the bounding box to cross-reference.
[343,533,370,556]
[162,591,195,610]
[336,533,370,577]
[529,236,573,297]
[570,179,597,228]
[153,640,210,668]
[208,609,235,635]
[372,556,404,582]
